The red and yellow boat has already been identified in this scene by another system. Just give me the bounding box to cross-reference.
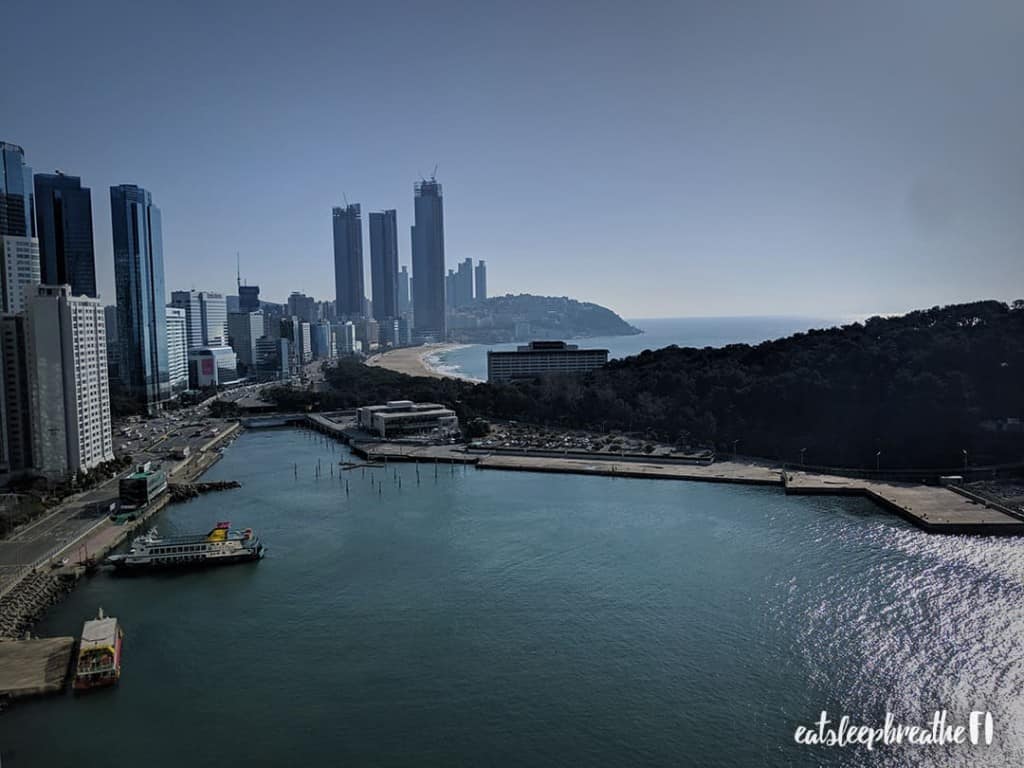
[73,608,123,690]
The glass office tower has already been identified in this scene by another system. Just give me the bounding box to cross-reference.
[0,142,34,238]
[34,173,97,297]
[111,184,169,411]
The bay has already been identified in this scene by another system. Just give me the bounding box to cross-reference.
[2,428,1022,767]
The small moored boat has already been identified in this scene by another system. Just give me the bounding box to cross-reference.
[74,608,123,691]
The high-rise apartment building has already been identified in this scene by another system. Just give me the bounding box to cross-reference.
[445,269,456,310]
[411,179,446,341]
[369,209,399,326]
[455,257,474,308]
[0,315,33,472]
[25,285,113,479]
[165,306,188,393]
[33,173,96,297]
[475,260,487,302]
[333,203,364,319]
[1,236,41,313]
[111,184,169,411]
[0,142,34,238]
[170,290,227,349]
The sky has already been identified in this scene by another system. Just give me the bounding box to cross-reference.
[4,0,1023,318]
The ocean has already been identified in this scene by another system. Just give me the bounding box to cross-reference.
[429,315,852,380]
[3,428,1022,767]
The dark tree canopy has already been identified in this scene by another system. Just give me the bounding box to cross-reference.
[272,300,1024,470]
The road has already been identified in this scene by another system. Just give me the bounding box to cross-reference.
[0,382,267,594]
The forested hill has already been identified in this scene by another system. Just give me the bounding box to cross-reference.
[278,300,1023,471]
[494,299,1023,469]
[448,294,640,343]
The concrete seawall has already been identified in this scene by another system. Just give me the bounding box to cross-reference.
[354,441,1024,536]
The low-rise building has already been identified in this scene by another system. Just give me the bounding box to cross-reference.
[486,340,609,383]
[187,346,238,388]
[356,400,459,440]
[119,466,168,508]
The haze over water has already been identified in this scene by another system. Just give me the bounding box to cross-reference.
[2,429,1022,766]
[432,316,848,380]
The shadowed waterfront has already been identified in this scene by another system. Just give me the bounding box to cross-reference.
[2,429,1023,767]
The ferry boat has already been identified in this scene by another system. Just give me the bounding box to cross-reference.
[74,608,123,690]
[106,522,265,571]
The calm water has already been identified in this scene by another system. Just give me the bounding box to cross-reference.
[3,429,1023,767]
[432,315,850,380]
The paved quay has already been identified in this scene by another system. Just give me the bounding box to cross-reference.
[0,637,74,698]
[783,471,1024,534]
[355,442,1024,535]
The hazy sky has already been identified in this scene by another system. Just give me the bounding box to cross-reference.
[4,0,1022,317]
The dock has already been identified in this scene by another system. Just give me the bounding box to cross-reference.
[783,472,1024,535]
[355,442,1024,535]
[0,637,75,698]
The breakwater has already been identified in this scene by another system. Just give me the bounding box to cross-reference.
[0,571,76,640]
[168,480,242,501]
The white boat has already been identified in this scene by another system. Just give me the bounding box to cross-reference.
[106,522,265,571]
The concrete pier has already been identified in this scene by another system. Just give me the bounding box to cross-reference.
[357,441,1024,535]
[783,471,1024,535]
[0,637,75,698]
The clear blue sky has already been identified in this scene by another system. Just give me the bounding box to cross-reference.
[5,0,1022,317]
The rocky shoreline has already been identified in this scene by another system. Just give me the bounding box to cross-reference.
[0,571,77,641]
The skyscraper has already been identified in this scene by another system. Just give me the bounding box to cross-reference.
[455,257,474,307]
[411,179,446,341]
[445,269,456,310]
[475,260,487,302]
[333,203,364,319]
[25,285,113,479]
[411,179,448,342]
[111,184,169,411]
[227,310,264,371]
[397,265,411,316]
[34,173,96,297]
[0,315,33,472]
[239,284,260,313]
[1,236,41,313]
[170,290,227,348]
[369,209,399,327]
[165,306,188,393]
[0,142,34,238]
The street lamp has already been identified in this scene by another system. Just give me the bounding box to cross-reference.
[875,450,882,473]
[962,449,968,471]
[732,439,740,457]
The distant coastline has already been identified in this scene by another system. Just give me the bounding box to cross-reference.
[425,315,847,382]
[366,344,482,381]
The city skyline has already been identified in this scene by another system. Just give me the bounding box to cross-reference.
[4,1,1022,318]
